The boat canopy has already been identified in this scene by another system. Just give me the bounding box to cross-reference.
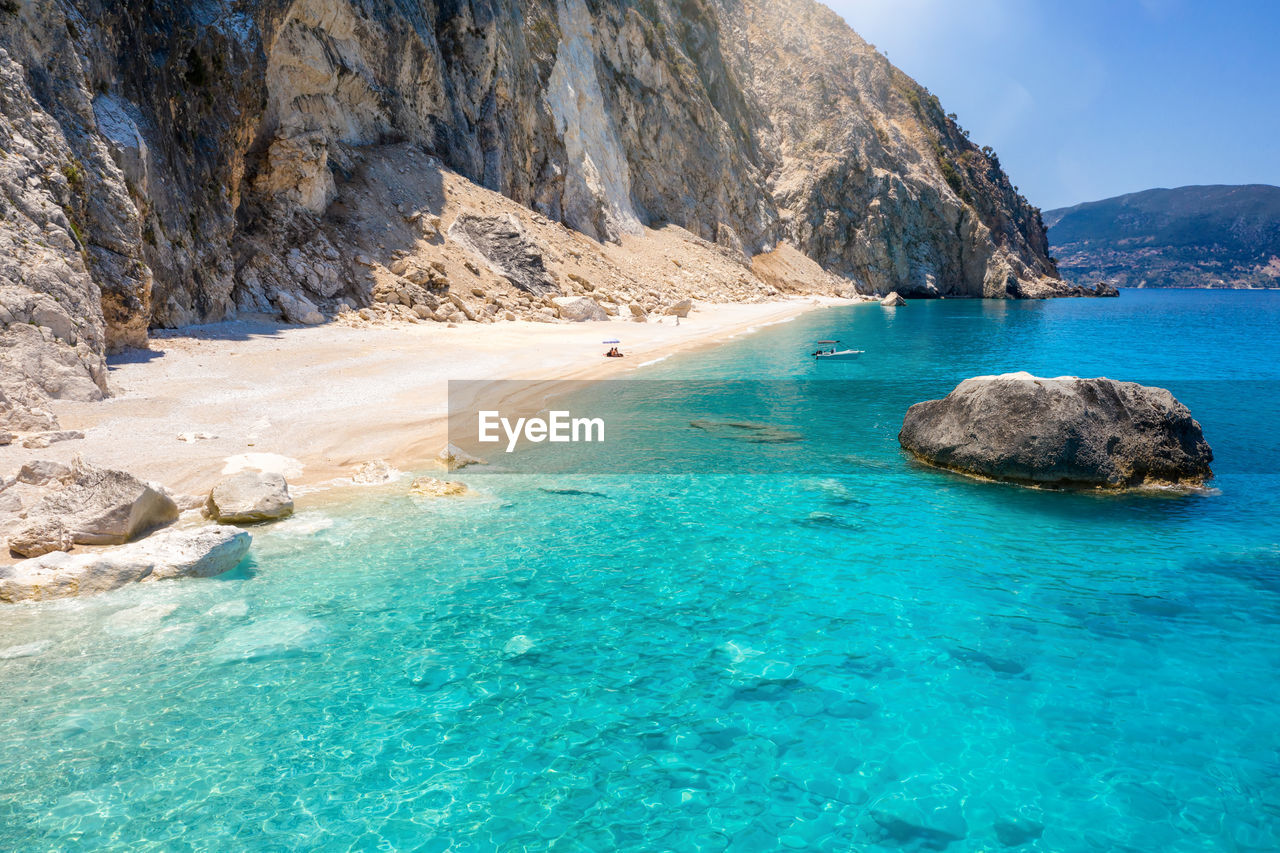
[816,340,839,345]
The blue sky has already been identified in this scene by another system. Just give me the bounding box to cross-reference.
[823,0,1280,210]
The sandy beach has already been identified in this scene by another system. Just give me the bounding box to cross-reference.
[0,299,842,502]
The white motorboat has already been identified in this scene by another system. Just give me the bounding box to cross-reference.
[812,340,864,362]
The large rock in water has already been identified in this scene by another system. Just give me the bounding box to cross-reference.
[206,472,294,524]
[29,460,179,545]
[0,526,251,603]
[898,373,1213,489]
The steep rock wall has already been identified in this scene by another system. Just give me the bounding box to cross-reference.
[717,0,1059,297]
[0,0,1071,423]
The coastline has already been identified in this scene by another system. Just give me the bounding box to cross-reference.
[0,298,852,510]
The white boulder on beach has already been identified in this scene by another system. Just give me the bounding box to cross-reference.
[205,471,295,524]
[0,525,251,603]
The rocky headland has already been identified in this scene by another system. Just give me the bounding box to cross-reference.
[1046,185,1280,290]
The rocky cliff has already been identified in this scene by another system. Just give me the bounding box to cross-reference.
[0,0,1074,426]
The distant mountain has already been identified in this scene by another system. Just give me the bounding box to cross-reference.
[1045,185,1280,289]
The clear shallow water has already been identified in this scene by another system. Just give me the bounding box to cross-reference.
[2,290,1279,851]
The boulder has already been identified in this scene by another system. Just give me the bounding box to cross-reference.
[665,298,694,318]
[881,292,906,307]
[409,477,471,497]
[277,291,324,325]
[16,460,73,486]
[206,471,295,523]
[440,443,486,471]
[447,293,478,321]
[0,432,12,447]
[552,296,608,322]
[0,525,252,603]
[898,373,1213,489]
[170,493,208,513]
[0,387,59,433]
[7,517,73,558]
[31,460,180,545]
[21,430,85,449]
[628,303,648,319]
[352,460,397,485]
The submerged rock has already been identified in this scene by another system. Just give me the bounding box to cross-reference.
[898,373,1213,489]
[206,471,295,524]
[690,420,804,444]
[410,477,471,498]
[0,525,251,603]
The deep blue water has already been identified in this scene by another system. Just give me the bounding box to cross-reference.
[2,289,1278,851]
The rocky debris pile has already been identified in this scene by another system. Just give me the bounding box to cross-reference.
[0,456,266,600]
[205,472,295,524]
[898,373,1214,489]
[0,526,251,603]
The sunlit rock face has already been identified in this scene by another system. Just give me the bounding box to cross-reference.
[0,0,1067,409]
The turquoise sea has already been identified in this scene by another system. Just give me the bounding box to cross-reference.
[2,289,1279,851]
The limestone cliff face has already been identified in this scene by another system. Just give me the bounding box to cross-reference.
[0,0,1071,421]
[716,0,1061,298]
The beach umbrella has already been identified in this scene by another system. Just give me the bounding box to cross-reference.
[602,339,621,344]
